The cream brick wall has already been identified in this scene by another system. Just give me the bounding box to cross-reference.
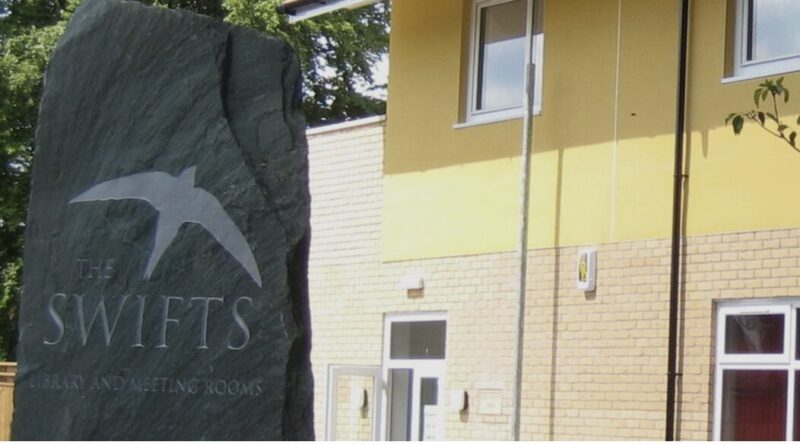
[518,229,800,440]
[308,118,517,440]
[307,117,800,440]
[334,375,375,440]
[521,241,671,440]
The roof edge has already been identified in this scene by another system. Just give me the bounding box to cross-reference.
[277,0,320,15]
[279,0,379,23]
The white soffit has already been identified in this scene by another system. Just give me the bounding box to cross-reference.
[287,0,379,23]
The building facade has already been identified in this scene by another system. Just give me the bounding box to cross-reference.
[297,0,800,440]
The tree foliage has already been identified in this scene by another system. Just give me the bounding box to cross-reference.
[0,0,76,361]
[0,0,389,360]
[726,77,800,153]
[225,0,388,124]
[0,259,21,361]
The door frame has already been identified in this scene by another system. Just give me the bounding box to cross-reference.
[381,312,447,441]
[325,364,384,441]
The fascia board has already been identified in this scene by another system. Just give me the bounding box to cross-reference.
[286,0,379,23]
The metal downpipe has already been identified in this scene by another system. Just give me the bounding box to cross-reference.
[666,0,691,440]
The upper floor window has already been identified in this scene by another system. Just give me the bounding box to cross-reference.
[465,0,542,124]
[727,0,800,80]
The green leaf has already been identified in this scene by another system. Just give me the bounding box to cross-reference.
[790,132,797,147]
[785,88,791,103]
[777,76,785,85]
[725,113,737,125]
[755,88,762,106]
[733,115,744,134]
[758,111,766,125]
[779,124,789,133]
[763,89,770,102]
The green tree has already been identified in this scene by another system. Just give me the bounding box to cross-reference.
[0,0,389,360]
[224,0,389,124]
[0,0,75,361]
[726,77,800,152]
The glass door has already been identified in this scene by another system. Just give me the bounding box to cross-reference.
[383,313,446,441]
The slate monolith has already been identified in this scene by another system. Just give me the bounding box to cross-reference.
[11,0,313,439]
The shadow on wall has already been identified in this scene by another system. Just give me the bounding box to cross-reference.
[547,147,564,440]
[383,0,800,176]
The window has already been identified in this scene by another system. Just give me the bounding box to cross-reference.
[727,0,800,80]
[390,320,446,359]
[714,301,800,440]
[465,0,543,124]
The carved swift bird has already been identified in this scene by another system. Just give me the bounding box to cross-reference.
[69,166,263,287]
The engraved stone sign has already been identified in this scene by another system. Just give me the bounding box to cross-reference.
[12,0,312,439]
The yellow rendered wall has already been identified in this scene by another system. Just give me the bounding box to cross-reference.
[611,0,678,241]
[684,0,800,237]
[384,0,800,262]
[383,0,521,260]
[528,0,618,249]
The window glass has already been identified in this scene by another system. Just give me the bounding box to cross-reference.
[748,0,800,62]
[388,369,412,441]
[419,378,438,440]
[721,370,787,440]
[390,320,446,359]
[795,371,800,440]
[476,0,526,112]
[796,309,800,360]
[724,313,784,354]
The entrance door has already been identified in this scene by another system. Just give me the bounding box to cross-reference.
[383,313,446,441]
[326,365,383,441]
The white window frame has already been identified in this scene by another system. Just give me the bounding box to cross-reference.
[463,0,543,126]
[713,299,799,440]
[725,0,800,82]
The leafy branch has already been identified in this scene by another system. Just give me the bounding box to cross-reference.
[725,77,800,154]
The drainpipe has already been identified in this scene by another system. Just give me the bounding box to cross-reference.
[512,59,536,442]
[666,0,690,440]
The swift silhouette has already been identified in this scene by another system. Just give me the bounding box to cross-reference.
[69,166,263,287]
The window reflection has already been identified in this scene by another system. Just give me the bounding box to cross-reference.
[724,313,784,354]
[419,378,438,441]
[749,0,800,61]
[390,321,446,359]
[476,0,526,112]
[721,370,787,440]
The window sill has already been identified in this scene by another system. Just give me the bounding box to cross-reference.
[722,71,799,84]
[453,109,539,130]
[722,64,800,84]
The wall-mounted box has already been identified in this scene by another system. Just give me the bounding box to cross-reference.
[448,389,468,412]
[577,248,597,291]
[397,272,424,290]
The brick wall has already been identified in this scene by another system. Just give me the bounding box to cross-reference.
[307,116,800,440]
[333,375,375,440]
[521,241,671,440]
[308,117,517,440]
[307,117,386,438]
[517,229,800,440]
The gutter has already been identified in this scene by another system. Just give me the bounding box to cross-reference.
[277,0,379,22]
[665,0,691,440]
[276,0,323,15]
